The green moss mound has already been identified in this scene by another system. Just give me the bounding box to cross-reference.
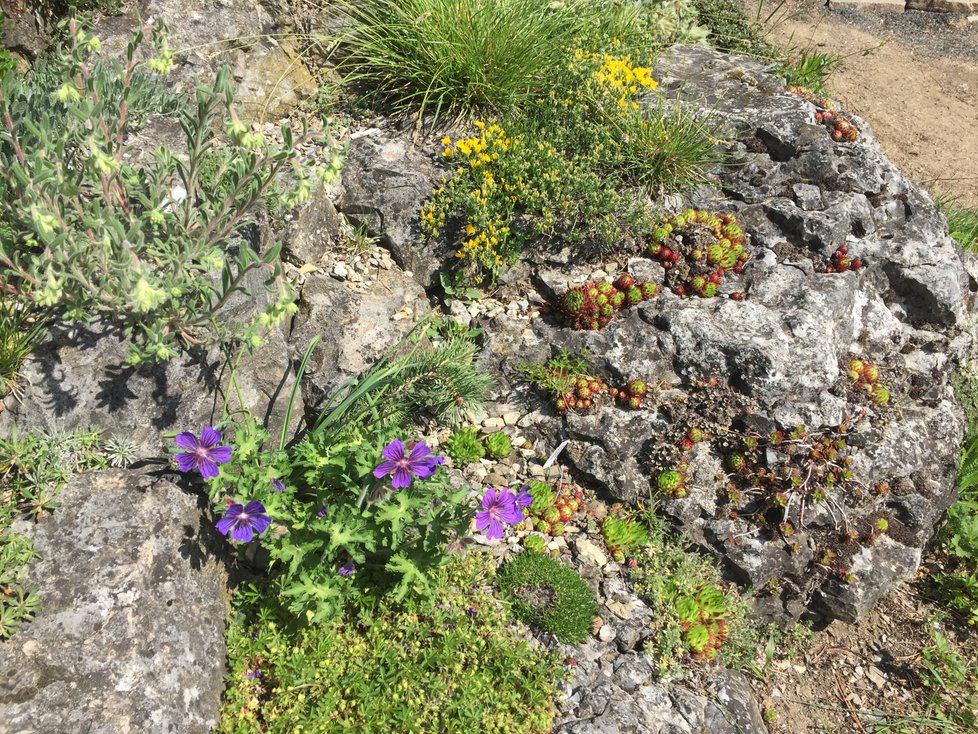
[497,551,596,643]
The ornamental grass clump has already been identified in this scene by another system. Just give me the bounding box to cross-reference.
[497,551,597,643]
[337,0,596,119]
[0,19,330,364]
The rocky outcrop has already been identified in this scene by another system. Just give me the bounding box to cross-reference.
[0,271,298,458]
[338,127,451,289]
[288,264,428,412]
[474,46,976,623]
[0,470,228,733]
[96,0,315,122]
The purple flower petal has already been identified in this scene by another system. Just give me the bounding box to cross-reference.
[381,439,405,463]
[198,457,220,479]
[501,504,524,526]
[391,467,413,489]
[270,479,285,493]
[515,486,533,507]
[175,453,199,472]
[411,463,437,481]
[250,514,271,535]
[199,426,222,448]
[475,509,490,531]
[209,446,233,464]
[408,442,431,461]
[485,517,504,541]
[481,488,498,510]
[231,524,255,543]
[174,432,200,450]
[372,460,398,479]
[244,500,267,515]
[215,516,236,536]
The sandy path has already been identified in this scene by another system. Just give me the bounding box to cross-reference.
[749,0,978,206]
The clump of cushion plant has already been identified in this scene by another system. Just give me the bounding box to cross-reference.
[522,534,548,554]
[220,553,564,733]
[485,431,513,459]
[497,551,597,643]
[656,469,686,498]
[444,426,485,464]
[519,350,659,413]
[554,274,659,330]
[847,357,890,405]
[648,209,749,297]
[602,512,650,562]
[814,108,859,143]
[675,583,732,659]
[522,481,584,537]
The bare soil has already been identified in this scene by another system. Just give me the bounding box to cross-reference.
[749,0,978,207]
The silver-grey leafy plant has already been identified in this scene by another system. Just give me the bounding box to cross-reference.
[0,18,332,364]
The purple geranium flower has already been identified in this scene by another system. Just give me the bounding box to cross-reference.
[244,669,262,680]
[338,560,356,577]
[372,439,444,489]
[174,427,232,479]
[216,500,270,543]
[270,479,285,493]
[515,485,534,508]
[475,487,524,541]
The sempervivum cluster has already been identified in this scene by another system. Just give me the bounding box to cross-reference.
[815,109,858,142]
[786,85,836,112]
[555,274,659,330]
[648,209,749,298]
[606,378,656,411]
[523,481,585,537]
[557,373,608,413]
[848,358,890,405]
[826,245,864,273]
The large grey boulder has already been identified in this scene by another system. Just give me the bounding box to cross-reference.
[338,128,451,289]
[0,316,296,459]
[0,470,228,734]
[96,0,314,122]
[288,265,429,412]
[481,45,977,623]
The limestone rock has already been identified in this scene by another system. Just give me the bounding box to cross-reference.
[0,470,228,733]
[288,267,428,412]
[0,316,296,459]
[96,0,314,122]
[481,46,976,624]
[338,128,450,289]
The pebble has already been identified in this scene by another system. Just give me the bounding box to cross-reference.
[575,537,609,568]
[469,465,488,482]
[483,417,505,429]
[605,600,636,620]
[331,261,349,279]
[598,625,617,643]
[502,411,520,426]
[867,666,887,689]
[529,464,547,478]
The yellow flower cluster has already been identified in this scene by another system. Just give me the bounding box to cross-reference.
[424,121,531,278]
[440,121,513,167]
[570,50,657,112]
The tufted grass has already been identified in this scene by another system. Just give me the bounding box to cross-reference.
[942,202,978,254]
[336,0,600,120]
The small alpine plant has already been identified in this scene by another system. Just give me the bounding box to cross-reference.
[174,426,233,479]
[475,487,526,541]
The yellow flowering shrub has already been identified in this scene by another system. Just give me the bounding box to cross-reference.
[421,121,598,282]
[420,46,718,284]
